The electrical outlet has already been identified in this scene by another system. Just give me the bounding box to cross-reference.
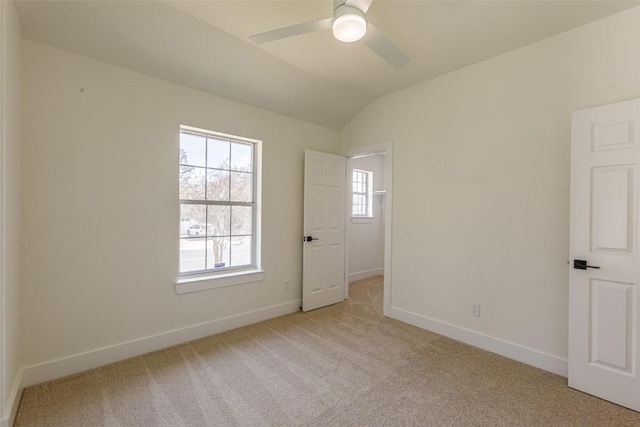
[284,280,290,292]
[471,302,481,317]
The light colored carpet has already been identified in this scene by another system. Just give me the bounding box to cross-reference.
[15,276,640,426]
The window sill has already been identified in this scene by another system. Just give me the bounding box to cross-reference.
[175,269,265,294]
[351,217,374,224]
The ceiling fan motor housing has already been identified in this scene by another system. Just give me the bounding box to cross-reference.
[332,3,367,42]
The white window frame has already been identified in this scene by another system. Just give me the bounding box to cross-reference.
[352,169,373,218]
[176,125,263,294]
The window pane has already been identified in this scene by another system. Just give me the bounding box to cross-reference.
[207,205,230,237]
[232,206,252,235]
[230,171,252,202]
[181,204,206,237]
[231,236,252,267]
[180,132,206,167]
[180,238,206,273]
[231,142,253,172]
[179,166,205,200]
[207,137,230,169]
[353,194,366,216]
[207,237,230,269]
[206,169,230,201]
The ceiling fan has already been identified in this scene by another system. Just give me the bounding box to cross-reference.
[249,0,409,69]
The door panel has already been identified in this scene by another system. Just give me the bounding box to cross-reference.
[589,279,634,373]
[569,98,640,411]
[590,165,634,253]
[303,150,346,311]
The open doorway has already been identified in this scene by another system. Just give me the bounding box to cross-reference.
[345,142,393,316]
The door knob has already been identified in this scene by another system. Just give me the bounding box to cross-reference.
[304,236,319,242]
[573,259,600,270]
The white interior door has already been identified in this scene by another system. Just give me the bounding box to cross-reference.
[303,150,346,312]
[569,98,640,411]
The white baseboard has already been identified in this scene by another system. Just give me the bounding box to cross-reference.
[349,268,384,282]
[389,306,568,377]
[1,368,24,427]
[21,300,301,388]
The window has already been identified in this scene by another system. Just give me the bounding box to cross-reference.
[352,169,373,217]
[179,127,259,278]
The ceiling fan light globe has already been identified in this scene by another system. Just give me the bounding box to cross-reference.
[332,13,366,42]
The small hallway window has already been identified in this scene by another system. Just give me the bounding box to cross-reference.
[352,169,373,217]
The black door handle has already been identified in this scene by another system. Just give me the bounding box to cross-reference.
[304,236,319,242]
[573,259,600,270]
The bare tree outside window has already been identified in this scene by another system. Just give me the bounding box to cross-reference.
[179,130,255,275]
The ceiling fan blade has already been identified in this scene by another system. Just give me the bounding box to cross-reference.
[250,18,333,44]
[345,0,374,14]
[362,23,409,69]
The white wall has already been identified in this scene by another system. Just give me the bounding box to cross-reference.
[21,41,339,374]
[348,154,384,281]
[340,7,640,369]
[1,0,22,424]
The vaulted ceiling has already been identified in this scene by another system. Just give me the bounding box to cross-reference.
[15,1,640,129]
